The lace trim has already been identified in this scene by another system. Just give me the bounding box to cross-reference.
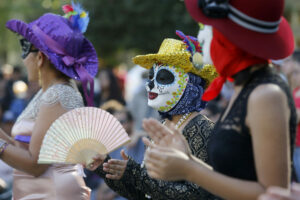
[16,90,43,123]
[16,84,83,123]
[40,84,84,110]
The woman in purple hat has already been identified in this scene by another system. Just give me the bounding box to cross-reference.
[0,3,98,200]
[143,0,297,199]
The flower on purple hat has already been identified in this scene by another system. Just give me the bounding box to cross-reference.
[62,4,74,13]
[62,1,89,33]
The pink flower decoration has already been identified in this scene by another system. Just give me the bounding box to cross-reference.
[62,4,74,13]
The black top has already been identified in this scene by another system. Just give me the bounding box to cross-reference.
[208,67,297,181]
[95,114,221,200]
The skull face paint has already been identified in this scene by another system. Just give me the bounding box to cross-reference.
[146,64,189,112]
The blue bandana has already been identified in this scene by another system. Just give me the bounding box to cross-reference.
[159,73,207,119]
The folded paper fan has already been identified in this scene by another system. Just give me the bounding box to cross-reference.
[38,107,130,165]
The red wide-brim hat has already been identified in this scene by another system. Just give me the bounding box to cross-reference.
[185,0,295,60]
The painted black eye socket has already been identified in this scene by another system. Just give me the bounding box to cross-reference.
[149,67,154,80]
[156,69,175,85]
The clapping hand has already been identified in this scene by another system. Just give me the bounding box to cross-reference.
[85,154,107,171]
[142,118,191,155]
[258,183,300,200]
[103,150,129,180]
[142,118,192,181]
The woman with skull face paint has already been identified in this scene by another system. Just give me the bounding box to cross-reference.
[143,0,297,200]
[0,4,98,199]
[88,31,219,200]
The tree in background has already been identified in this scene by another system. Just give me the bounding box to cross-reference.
[1,0,298,67]
[0,0,198,67]
[83,0,198,66]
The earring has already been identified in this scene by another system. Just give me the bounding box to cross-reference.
[38,68,42,86]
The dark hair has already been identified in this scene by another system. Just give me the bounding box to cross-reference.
[232,67,253,86]
[13,66,22,74]
[124,109,133,122]
[48,62,71,82]
[99,69,125,105]
[206,100,221,115]
[233,64,269,86]
[116,109,133,122]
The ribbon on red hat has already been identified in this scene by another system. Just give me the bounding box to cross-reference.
[32,25,94,106]
[202,28,268,101]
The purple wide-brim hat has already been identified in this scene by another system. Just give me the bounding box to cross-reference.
[6,13,98,81]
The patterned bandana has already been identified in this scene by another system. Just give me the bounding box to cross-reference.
[159,72,207,119]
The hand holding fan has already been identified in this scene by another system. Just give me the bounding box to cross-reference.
[38,107,131,166]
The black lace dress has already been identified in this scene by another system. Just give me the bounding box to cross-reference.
[95,114,220,200]
[208,67,297,182]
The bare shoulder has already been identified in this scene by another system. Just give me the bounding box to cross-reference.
[248,84,287,107]
[246,83,289,135]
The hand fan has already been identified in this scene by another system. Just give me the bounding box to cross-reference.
[38,107,131,166]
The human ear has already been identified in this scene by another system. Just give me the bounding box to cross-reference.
[36,51,45,69]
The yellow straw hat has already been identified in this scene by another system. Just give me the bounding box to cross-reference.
[132,36,218,88]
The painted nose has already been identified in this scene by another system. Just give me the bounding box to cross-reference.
[148,80,154,90]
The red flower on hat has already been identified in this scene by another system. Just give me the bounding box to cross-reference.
[62,5,74,13]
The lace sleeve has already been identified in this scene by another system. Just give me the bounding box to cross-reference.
[40,84,84,110]
[94,114,220,200]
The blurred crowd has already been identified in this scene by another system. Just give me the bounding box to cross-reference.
[0,50,300,200]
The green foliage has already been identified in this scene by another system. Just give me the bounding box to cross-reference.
[1,0,198,66]
[83,0,198,65]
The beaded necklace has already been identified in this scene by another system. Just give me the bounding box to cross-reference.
[163,112,192,129]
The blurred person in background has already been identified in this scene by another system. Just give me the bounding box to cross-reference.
[1,65,26,114]
[1,64,14,112]
[96,108,145,200]
[201,100,222,123]
[127,69,160,131]
[0,74,7,104]
[95,68,126,107]
[84,100,125,200]
[0,177,11,200]
[272,59,289,83]
[8,81,28,119]
[1,110,16,136]
[100,100,125,115]
[288,50,300,182]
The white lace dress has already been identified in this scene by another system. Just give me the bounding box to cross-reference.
[11,84,90,200]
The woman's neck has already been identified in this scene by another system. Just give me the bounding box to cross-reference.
[165,112,197,131]
[170,114,183,124]
[40,69,68,91]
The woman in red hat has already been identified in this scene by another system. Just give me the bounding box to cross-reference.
[143,0,297,199]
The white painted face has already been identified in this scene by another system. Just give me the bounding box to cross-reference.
[146,64,189,112]
[197,24,213,65]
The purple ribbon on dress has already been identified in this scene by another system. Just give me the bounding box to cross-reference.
[32,25,94,106]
